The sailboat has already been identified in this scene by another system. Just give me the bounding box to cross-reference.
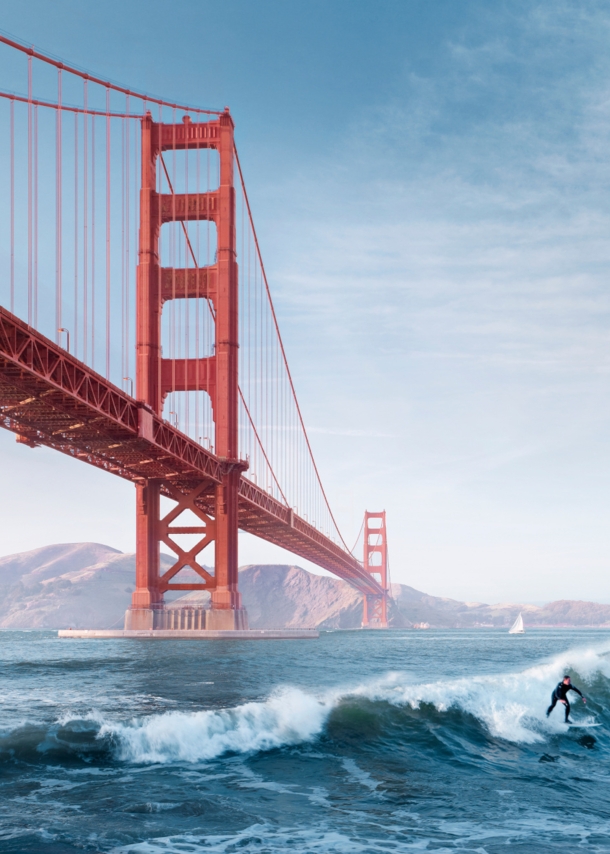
[509,613,525,634]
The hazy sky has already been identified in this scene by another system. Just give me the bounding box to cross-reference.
[1,1,610,604]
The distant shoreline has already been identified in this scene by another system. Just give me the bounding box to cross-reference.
[1,543,610,630]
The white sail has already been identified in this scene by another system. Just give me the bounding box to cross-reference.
[508,612,525,634]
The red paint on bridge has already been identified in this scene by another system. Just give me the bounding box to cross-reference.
[0,36,389,629]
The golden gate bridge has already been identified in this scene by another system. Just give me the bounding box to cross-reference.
[0,35,389,631]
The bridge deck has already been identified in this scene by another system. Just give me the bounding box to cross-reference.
[0,307,383,596]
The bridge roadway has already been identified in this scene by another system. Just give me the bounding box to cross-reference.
[0,307,383,597]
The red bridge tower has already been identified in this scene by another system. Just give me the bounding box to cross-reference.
[361,511,389,628]
[126,109,248,630]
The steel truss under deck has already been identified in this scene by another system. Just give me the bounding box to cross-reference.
[0,305,383,597]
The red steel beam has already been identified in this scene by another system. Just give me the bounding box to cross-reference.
[0,306,383,596]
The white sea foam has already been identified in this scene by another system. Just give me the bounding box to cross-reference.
[349,640,610,743]
[110,824,419,853]
[109,813,610,853]
[99,687,329,763]
[95,641,610,763]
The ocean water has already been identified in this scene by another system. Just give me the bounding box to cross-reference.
[1,630,610,853]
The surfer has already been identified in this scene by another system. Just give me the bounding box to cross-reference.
[546,675,586,723]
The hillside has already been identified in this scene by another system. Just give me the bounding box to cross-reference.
[0,543,609,629]
[0,544,174,629]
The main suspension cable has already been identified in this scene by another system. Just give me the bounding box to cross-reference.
[0,32,222,116]
[234,144,354,555]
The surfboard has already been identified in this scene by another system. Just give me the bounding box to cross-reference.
[567,721,600,728]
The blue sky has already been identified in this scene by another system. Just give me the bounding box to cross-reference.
[1,1,610,603]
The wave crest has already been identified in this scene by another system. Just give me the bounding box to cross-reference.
[100,687,329,763]
[4,641,609,766]
[346,642,610,743]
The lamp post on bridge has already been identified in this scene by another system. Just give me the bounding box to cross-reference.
[58,327,70,353]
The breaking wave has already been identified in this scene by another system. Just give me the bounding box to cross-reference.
[344,640,610,744]
[2,641,609,765]
[101,687,328,763]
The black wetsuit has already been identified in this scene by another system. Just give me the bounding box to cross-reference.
[546,681,583,722]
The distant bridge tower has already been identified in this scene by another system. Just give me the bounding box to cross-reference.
[126,108,248,631]
[361,511,389,628]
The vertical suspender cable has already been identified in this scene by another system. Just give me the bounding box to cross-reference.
[56,69,62,340]
[83,79,88,362]
[234,147,352,551]
[105,88,111,378]
[264,261,268,489]
[239,171,244,459]
[246,205,250,468]
[74,111,78,358]
[91,113,95,368]
[121,108,125,385]
[205,148,210,447]
[33,104,38,327]
[171,108,177,426]
[27,54,32,325]
[157,104,164,414]
[185,121,190,434]
[195,127,200,441]
[10,98,14,313]
[254,252,264,474]
[123,96,130,384]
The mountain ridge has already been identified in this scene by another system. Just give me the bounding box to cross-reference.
[0,542,609,629]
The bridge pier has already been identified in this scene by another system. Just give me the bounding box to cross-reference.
[132,481,162,608]
[125,481,162,629]
[208,471,247,627]
[124,607,248,631]
[124,473,249,631]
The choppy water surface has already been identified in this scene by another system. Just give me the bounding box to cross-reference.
[2,629,610,852]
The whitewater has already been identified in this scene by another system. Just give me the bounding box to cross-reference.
[1,629,610,852]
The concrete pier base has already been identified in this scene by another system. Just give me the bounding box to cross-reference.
[58,628,318,640]
[124,608,156,630]
[124,606,249,631]
[206,608,249,631]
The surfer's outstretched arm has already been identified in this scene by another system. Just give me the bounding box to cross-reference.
[570,685,585,701]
